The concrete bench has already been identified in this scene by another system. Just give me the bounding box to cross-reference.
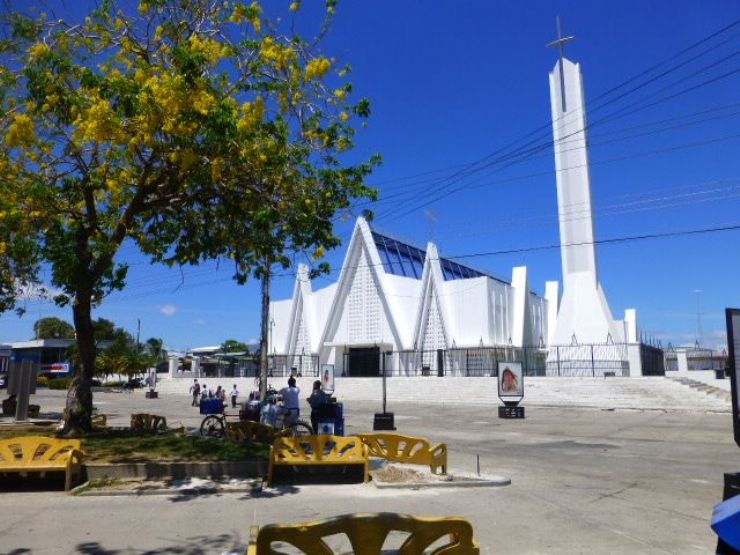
[357,433,447,474]
[268,434,369,485]
[130,413,167,432]
[246,512,479,554]
[0,436,83,491]
[225,420,286,444]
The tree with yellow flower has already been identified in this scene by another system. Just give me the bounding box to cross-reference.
[0,0,377,433]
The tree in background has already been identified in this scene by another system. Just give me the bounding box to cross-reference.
[33,317,75,339]
[0,0,376,432]
[221,339,249,354]
[145,337,167,362]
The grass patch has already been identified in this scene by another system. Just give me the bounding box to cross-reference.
[72,477,123,495]
[0,428,269,464]
[0,424,58,439]
[81,429,270,463]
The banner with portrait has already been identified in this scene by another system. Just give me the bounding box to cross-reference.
[497,361,523,400]
[321,364,335,394]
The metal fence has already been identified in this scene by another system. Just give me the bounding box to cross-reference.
[268,354,320,377]
[545,344,630,377]
[385,346,548,377]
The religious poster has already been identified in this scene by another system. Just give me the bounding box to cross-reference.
[726,308,740,448]
[498,361,523,399]
[321,364,335,394]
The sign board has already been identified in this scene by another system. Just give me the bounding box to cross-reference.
[497,361,524,401]
[321,364,335,394]
[41,362,70,374]
[726,308,740,448]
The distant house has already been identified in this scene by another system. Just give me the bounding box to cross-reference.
[8,339,75,375]
[5,338,114,377]
[187,345,257,378]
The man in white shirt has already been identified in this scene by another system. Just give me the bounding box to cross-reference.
[279,377,301,427]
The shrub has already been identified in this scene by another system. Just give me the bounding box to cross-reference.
[48,378,72,390]
[36,375,49,387]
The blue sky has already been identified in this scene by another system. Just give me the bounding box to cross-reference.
[2,0,739,352]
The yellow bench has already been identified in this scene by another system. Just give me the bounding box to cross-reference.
[0,436,83,491]
[246,512,479,554]
[268,434,369,485]
[357,433,447,474]
[225,420,287,444]
[130,413,167,432]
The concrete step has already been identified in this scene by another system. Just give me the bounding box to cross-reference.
[159,375,731,412]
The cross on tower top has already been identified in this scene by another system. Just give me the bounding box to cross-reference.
[546,16,575,112]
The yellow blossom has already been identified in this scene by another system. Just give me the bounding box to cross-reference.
[188,34,228,65]
[6,114,34,148]
[339,111,349,121]
[289,2,300,11]
[334,88,346,100]
[28,42,50,60]
[260,37,295,69]
[236,97,265,133]
[304,57,331,80]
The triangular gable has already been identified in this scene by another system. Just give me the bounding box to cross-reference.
[412,242,451,350]
[318,218,403,348]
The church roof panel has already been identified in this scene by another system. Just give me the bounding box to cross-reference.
[370,228,509,284]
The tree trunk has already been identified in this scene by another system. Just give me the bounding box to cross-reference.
[259,259,271,399]
[63,291,95,435]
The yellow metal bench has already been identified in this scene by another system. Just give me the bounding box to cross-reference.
[0,436,83,491]
[268,434,369,485]
[225,420,287,444]
[357,433,447,474]
[130,413,167,432]
[246,512,479,554]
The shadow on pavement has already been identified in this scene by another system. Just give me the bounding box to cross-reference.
[166,481,299,503]
[75,532,245,554]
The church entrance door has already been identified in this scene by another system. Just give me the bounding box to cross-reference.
[347,347,380,377]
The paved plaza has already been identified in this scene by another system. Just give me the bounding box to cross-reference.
[0,385,737,554]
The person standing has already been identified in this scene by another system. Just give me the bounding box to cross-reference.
[230,384,240,409]
[279,377,300,427]
[189,379,200,407]
[307,380,327,434]
[200,383,209,402]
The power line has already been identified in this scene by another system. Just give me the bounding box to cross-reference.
[376,33,740,220]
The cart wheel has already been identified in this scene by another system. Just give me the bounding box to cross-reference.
[290,420,314,437]
[200,415,225,438]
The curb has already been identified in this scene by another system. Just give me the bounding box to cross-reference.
[373,475,511,489]
[85,460,267,481]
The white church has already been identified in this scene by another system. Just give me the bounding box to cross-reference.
[269,34,646,378]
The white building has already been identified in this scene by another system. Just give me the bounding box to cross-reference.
[269,32,648,378]
[269,217,550,377]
